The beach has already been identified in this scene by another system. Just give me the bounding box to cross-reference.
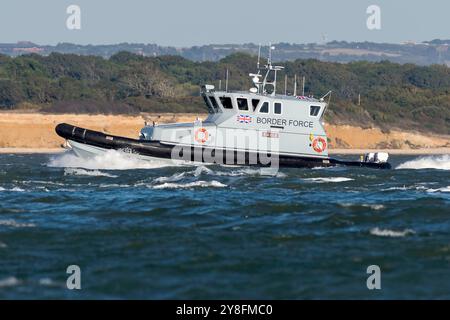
[1,112,449,154]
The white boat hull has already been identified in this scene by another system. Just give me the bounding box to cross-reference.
[67,140,194,166]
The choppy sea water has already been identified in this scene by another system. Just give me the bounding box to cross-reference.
[0,151,449,299]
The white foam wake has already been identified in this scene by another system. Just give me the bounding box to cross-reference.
[0,187,25,192]
[361,204,385,210]
[304,177,354,183]
[154,172,187,183]
[0,219,36,228]
[48,150,178,170]
[370,227,415,238]
[195,166,284,177]
[64,168,118,178]
[0,277,21,288]
[426,186,450,193]
[396,155,450,170]
[151,180,227,189]
[153,165,285,185]
[339,203,385,210]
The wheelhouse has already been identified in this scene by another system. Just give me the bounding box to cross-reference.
[200,88,327,120]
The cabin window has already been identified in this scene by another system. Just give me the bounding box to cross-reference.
[310,105,321,117]
[203,95,215,113]
[259,101,269,113]
[252,99,260,111]
[209,96,220,112]
[219,96,233,109]
[237,98,249,111]
[274,102,282,114]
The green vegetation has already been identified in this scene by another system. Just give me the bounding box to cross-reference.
[0,52,449,134]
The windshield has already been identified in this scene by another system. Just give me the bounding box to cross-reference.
[202,95,215,114]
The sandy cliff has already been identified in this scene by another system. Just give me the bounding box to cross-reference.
[0,112,449,153]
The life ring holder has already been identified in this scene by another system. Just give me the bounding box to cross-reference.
[194,128,209,144]
[312,137,327,153]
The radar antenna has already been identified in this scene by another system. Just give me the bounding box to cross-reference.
[249,43,284,96]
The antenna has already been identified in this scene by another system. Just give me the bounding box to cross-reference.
[294,74,297,96]
[302,76,305,96]
[225,69,229,92]
[284,74,287,96]
[260,43,284,96]
[257,44,261,70]
[273,66,277,95]
[268,42,273,66]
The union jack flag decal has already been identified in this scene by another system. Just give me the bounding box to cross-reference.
[237,114,252,123]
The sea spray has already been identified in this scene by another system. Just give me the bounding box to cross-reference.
[370,227,415,238]
[48,150,178,170]
[64,168,118,178]
[396,155,450,170]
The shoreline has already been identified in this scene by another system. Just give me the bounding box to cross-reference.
[1,147,450,155]
[329,148,450,155]
[1,112,449,155]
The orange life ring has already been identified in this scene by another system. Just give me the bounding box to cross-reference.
[312,137,327,153]
[194,128,209,144]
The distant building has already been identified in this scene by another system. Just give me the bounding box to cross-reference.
[13,47,44,54]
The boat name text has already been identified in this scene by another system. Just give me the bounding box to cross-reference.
[256,117,314,128]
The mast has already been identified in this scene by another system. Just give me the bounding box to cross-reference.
[284,74,287,96]
[294,74,297,96]
[249,44,284,96]
[302,76,305,96]
[268,42,272,66]
[225,69,229,92]
[257,44,261,70]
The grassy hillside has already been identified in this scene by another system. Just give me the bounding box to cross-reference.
[0,52,449,134]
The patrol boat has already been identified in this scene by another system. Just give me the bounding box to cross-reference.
[55,46,391,169]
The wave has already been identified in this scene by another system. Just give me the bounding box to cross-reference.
[362,204,385,210]
[426,186,450,193]
[370,227,415,238]
[396,155,450,170]
[152,180,227,189]
[195,165,261,177]
[0,187,25,192]
[98,183,132,188]
[64,168,118,178]
[154,172,187,183]
[0,219,36,228]
[382,185,427,191]
[153,165,285,185]
[0,277,21,288]
[194,166,214,177]
[0,242,7,249]
[39,278,59,287]
[192,165,285,177]
[48,150,178,170]
[339,203,385,210]
[304,177,354,183]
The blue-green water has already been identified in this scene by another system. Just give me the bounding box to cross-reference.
[0,152,449,299]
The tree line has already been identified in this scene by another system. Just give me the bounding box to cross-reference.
[0,51,449,134]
